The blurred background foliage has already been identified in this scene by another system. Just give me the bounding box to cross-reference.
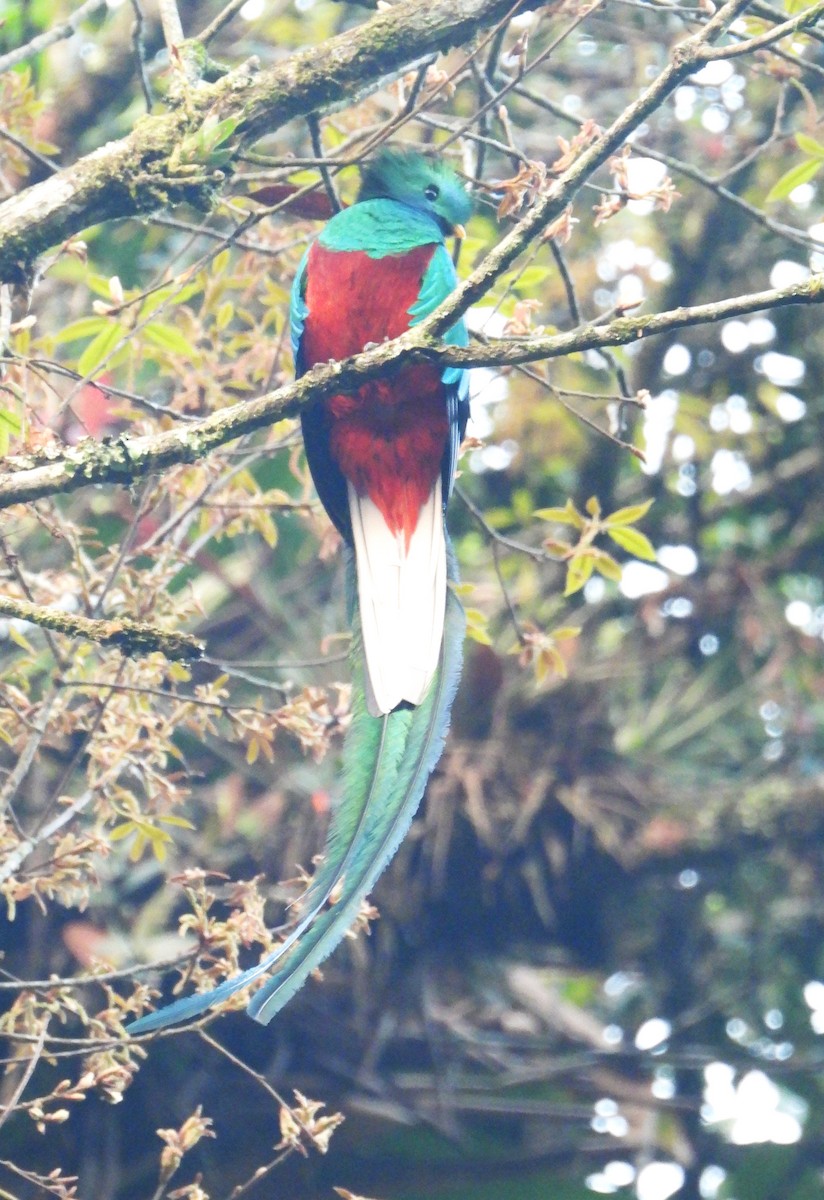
[1,0,824,1198]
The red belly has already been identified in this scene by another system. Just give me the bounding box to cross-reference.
[301,243,448,542]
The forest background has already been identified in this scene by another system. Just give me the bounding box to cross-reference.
[1,0,824,1197]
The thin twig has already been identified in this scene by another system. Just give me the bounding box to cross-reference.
[0,792,93,887]
[0,954,192,991]
[0,126,59,174]
[0,0,107,75]
[129,0,154,111]
[0,1022,48,1134]
[197,0,251,46]
[307,114,341,214]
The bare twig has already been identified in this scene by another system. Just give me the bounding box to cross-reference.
[197,0,252,46]
[0,954,192,991]
[0,126,59,175]
[129,0,154,111]
[0,0,107,75]
[0,791,93,887]
[0,1022,48,1135]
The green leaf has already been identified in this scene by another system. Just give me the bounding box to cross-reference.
[607,525,657,560]
[158,815,195,830]
[0,406,21,456]
[564,553,595,596]
[139,280,203,319]
[534,499,585,529]
[551,626,581,641]
[795,132,824,160]
[592,550,623,582]
[765,158,822,203]
[109,821,138,842]
[203,114,238,151]
[604,498,654,527]
[465,607,493,646]
[8,625,35,653]
[513,265,549,293]
[77,322,127,376]
[144,322,197,358]
[53,316,109,344]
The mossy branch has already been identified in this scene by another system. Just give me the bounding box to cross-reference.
[0,596,204,660]
[0,0,535,282]
[0,273,821,511]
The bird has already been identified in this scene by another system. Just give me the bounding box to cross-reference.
[126,148,471,1034]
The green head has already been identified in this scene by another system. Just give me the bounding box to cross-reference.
[358,148,472,237]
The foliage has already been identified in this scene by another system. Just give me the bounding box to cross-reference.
[1,0,824,1198]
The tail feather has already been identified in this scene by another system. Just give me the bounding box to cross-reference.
[349,479,446,716]
[249,561,464,1024]
[125,550,464,1036]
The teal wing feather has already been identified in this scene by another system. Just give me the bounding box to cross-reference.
[125,554,464,1036]
[290,248,310,373]
[408,243,469,501]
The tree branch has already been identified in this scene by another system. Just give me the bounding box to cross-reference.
[0,0,537,282]
[0,273,820,512]
[0,596,204,660]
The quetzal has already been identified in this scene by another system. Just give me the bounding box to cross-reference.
[127,149,471,1034]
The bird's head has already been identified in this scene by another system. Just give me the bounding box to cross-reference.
[358,148,472,238]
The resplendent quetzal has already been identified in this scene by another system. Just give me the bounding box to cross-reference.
[127,148,471,1034]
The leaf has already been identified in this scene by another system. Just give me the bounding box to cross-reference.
[765,157,822,203]
[167,662,192,682]
[109,821,138,842]
[139,280,203,319]
[795,132,824,160]
[216,301,234,331]
[53,316,109,344]
[534,499,585,529]
[129,833,148,861]
[535,645,566,683]
[247,738,260,765]
[604,498,654,527]
[592,550,623,582]
[465,607,493,646]
[258,512,278,549]
[77,322,127,376]
[564,553,595,596]
[551,626,582,641]
[585,495,601,518]
[159,815,195,830]
[144,322,198,359]
[201,114,239,153]
[607,524,657,560]
[8,624,35,653]
[513,264,549,293]
[0,406,21,456]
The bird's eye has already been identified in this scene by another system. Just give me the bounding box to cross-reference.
[424,184,440,201]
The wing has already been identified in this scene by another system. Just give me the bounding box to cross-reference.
[293,246,353,541]
[408,243,469,504]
